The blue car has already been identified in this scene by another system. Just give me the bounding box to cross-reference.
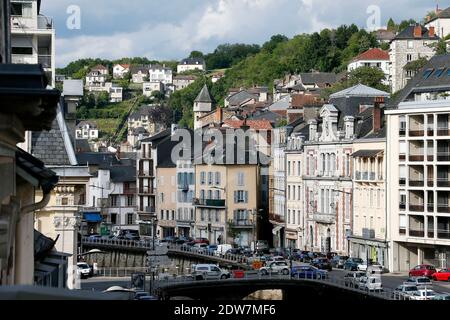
[207,245,218,254]
[291,265,328,279]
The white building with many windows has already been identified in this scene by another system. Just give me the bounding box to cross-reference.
[386,55,450,272]
[10,0,55,86]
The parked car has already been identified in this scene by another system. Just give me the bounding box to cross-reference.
[291,265,328,279]
[409,289,437,300]
[192,243,208,253]
[175,236,192,245]
[194,238,210,245]
[409,264,437,278]
[206,244,218,255]
[77,262,92,279]
[432,293,450,300]
[357,276,383,292]
[330,255,348,269]
[343,258,364,271]
[391,284,419,300]
[226,248,243,255]
[311,258,332,271]
[344,271,367,288]
[259,261,290,276]
[191,264,230,280]
[266,256,286,264]
[161,236,178,244]
[215,244,233,257]
[432,268,450,282]
[404,276,433,289]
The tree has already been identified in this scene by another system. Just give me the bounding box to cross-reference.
[189,50,204,58]
[403,57,429,74]
[262,34,289,53]
[96,91,110,107]
[387,18,396,32]
[436,39,448,55]
[398,19,417,33]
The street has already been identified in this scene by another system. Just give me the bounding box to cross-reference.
[80,267,450,296]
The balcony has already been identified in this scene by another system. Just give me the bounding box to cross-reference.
[38,16,54,29]
[409,230,425,237]
[437,229,450,239]
[229,219,254,228]
[38,55,52,69]
[123,187,136,195]
[144,207,156,214]
[437,204,450,213]
[138,187,155,195]
[313,213,336,224]
[193,198,226,208]
[437,152,450,162]
[11,15,54,30]
[437,178,450,187]
[409,154,424,162]
[11,54,36,64]
[409,204,424,212]
[437,127,450,136]
[409,180,424,187]
[409,127,424,137]
[178,183,189,191]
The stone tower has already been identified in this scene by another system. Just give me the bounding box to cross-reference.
[193,84,212,130]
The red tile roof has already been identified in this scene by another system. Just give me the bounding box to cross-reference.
[223,120,273,130]
[352,48,389,61]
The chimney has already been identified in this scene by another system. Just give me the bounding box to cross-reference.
[344,116,355,139]
[373,97,384,132]
[308,119,318,141]
[215,107,223,123]
[413,25,422,38]
[429,26,435,37]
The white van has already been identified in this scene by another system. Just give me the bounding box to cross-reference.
[191,264,231,280]
[215,244,233,257]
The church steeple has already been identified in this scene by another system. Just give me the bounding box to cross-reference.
[193,84,213,129]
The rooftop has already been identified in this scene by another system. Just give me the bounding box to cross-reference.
[351,48,389,62]
[329,84,390,99]
[195,84,213,103]
[393,25,440,41]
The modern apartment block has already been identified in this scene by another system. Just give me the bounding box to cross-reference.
[386,55,450,271]
[10,0,55,86]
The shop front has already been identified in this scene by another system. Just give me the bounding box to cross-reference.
[285,229,298,249]
[349,236,388,270]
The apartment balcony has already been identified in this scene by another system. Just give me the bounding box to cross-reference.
[144,206,156,214]
[138,187,155,195]
[409,204,424,212]
[178,183,189,191]
[437,204,450,213]
[437,152,450,162]
[229,219,254,229]
[38,16,54,29]
[409,179,424,187]
[11,54,36,64]
[437,127,450,137]
[409,126,424,137]
[123,187,136,195]
[38,55,52,69]
[409,229,425,237]
[193,198,226,209]
[11,15,54,30]
[437,178,450,187]
[409,154,424,162]
[312,213,336,224]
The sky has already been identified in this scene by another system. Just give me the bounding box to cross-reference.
[40,0,442,67]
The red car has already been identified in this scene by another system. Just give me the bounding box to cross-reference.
[409,264,437,278]
[432,269,450,282]
[194,238,210,245]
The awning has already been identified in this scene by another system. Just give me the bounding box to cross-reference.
[272,225,283,235]
[83,212,102,223]
[351,149,383,158]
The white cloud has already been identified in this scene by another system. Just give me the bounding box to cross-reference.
[52,0,438,66]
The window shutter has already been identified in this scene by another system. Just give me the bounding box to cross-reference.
[245,191,249,203]
[234,191,237,203]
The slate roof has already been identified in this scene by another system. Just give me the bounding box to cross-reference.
[179,57,205,65]
[76,153,121,167]
[269,95,290,111]
[388,54,450,107]
[375,29,396,41]
[173,75,197,81]
[130,65,149,74]
[299,72,338,85]
[140,128,171,144]
[249,110,283,124]
[329,84,390,99]
[226,90,258,106]
[195,85,213,103]
[110,166,136,183]
[156,129,194,168]
[393,25,440,40]
[75,139,91,153]
[76,120,97,129]
[32,118,71,166]
[352,48,389,61]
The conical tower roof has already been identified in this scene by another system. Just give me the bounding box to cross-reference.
[194,84,212,103]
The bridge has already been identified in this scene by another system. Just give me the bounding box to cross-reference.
[81,238,253,270]
[153,276,392,301]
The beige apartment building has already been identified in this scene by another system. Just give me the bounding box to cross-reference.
[156,166,177,238]
[351,137,387,267]
[194,162,261,246]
